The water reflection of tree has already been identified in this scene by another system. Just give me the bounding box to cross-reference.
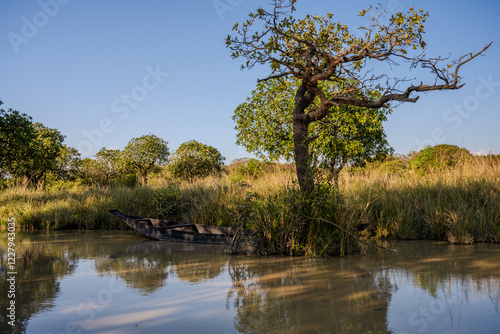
[1,232,499,333]
[0,246,77,333]
[173,259,225,283]
[0,230,135,333]
[227,257,393,333]
[226,242,500,333]
[98,242,229,294]
[384,241,500,312]
[95,256,169,294]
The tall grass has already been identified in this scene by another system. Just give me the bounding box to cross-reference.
[1,156,498,255]
[0,164,295,230]
[0,186,160,229]
[340,155,500,244]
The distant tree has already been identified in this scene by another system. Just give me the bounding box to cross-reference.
[234,77,393,186]
[95,147,122,183]
[52,145,82,182]
[79,148,123,186]
[410,144,471,173]
[0,104,35,178]
[169,140,225,179]
[79,158,98,186]
[22,123,65,189]
[123,134,169,185]
[0,105,64,189]
[234,158,268,179]
[227,0,492,194]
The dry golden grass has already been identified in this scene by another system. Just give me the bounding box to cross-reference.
[339,155,500,243]
[1,156,498,247]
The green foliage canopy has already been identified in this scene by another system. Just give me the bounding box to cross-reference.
[0,103,64,188]
[52,145,82,182]
[410,144,471,173]
[26,122,65,187]
[235,159,268,179]
[80,148,124,186]
[123,134,169,185]
[1,106,35,175]
[233,77,393,181]
[169,140,225,179]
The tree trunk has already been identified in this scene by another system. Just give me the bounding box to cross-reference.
[293,118,314,195]
[141,172,147,186]
[22,174,30,190]
[330,167,341,189]
[292,84,315,195]
[39,173,47,190]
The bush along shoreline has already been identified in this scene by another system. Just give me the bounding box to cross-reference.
[1,149,499,256]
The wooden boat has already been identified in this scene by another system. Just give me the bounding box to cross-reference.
[109,210,232,245]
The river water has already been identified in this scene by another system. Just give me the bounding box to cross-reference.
[1,231,499,334]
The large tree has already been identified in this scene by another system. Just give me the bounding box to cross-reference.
[123,134,169,186]
[233,77,393,186]
[227,0,491,194]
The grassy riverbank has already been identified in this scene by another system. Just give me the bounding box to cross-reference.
[342,155,500,244]
[1,155,499,254]
[0,165,296,230]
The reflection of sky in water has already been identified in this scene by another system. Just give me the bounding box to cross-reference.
[388,270,500,334]
[2,232,499,334]
[26,260,237,334]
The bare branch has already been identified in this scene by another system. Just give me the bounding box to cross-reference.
[453,41,493,81]
[315,42,493,113]
[257,71,293,82]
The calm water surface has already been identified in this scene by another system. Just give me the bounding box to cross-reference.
[1,231,499,334]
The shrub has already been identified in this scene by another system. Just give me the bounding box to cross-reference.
[152,186,183,220]
[117,173,137,188]
[410,144,471,173]
[169,140,225,180]
[235,158,267,179]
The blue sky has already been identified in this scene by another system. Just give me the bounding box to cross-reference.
[1,0,499,162]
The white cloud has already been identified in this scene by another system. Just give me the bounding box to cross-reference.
[473,149,492,156]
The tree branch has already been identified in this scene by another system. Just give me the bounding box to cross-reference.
[257,71,293,82]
